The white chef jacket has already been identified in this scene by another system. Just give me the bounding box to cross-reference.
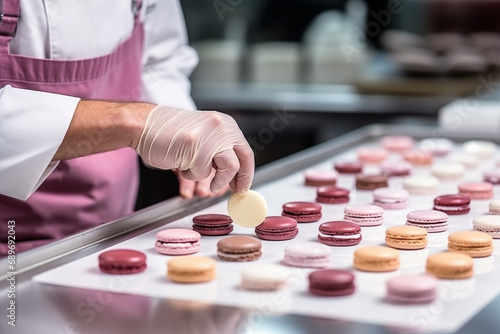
[0,0,198,200]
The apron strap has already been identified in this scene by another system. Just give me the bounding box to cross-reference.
[0,0,21,52]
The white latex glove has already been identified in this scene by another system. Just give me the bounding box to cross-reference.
[176,168,230,199]
[136,106,254,194]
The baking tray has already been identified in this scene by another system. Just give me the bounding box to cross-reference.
[20,124,500,334]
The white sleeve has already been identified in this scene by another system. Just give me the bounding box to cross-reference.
[0,85,80,200]
[141,0,199,110]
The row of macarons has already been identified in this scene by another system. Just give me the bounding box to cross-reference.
[360,136,497,163]
[97,247,442,303]
[96,239,478,304]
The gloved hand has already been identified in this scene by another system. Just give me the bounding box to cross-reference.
[176,168,230,199]
[136,106,254,195]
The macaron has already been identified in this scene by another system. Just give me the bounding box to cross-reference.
[241,264,290,291]
[483,168,500,184]
[355,174,389,191]
[343,204,384,226]
[426,252,473,279]
[304,169,338,187]
[447,153,479,169]
[282,201,322,223]
[334,161,363,174]
[418,138,454,157]
[284,242,330,268]
[255,216,298,241]
[462,140,496,158]
[98,249,147,275]
[386,274,438,304]
[167,256,216,283]
[406,210,448,233]
[155,229,202,255]
[403,176,439,195]
[373,187,409,209]
[316,186,350,204]
[448,231,493,257]
[403,150,433,166]
[192,214,233,236]
[458,182,493,199]
[380,135,415,153]
[357,147,388,164]
[317,221,362,246]
[353,246,400,272]
[433,194,471,215]
[473,215,500,238]
[217,235,262,262]
[227,190,268,228]
[381,161,412,177]
[488,199,500,215]
[431,163,465,181]
[308,269,355,296]
[385,225,428,250]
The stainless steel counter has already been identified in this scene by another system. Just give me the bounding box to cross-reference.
[1,124,500,334]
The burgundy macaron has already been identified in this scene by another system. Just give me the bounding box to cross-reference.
[433,194,471,215]
[192,214,233,236]
[255,216,298,241]
[282,201,322,223]
[308,269,355,296]
[334,161,363,174]
[316,186,350,204]
[98,249,147,275]
[318,221,362,246]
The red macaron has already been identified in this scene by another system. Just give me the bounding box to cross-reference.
[282,201,322,223]
[433,194,471,215]
[255,216,298,241]
[318,221,362,246]
[192,214,234,236]
[316,186,350,204]
[98,249,147,275]
[308,269,356,296]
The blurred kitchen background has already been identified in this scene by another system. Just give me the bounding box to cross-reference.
[136,0,500,208]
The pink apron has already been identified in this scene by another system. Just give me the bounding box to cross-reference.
[0,0,144,255]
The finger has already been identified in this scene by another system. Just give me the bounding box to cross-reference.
[229,144,255,194]
[178,177,196,199]
[179,164,212,182]
[195,170,213,198]
[211,149,240,194]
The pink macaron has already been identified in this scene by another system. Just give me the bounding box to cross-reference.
[155,229,202,255]
[406,210,448,233]
[282,201,322,223]
[255,216,298,241]
[373,187,410,209]
[357,147,389,164]
[284,242,331,268]
[381,160,412,177]
[343,204,384,226]
[386,274,438,304]
[458,182,494,199]
[318,221,362,246]
[304,169,338,187]
[380,135,415,153]
[334,161,363,174]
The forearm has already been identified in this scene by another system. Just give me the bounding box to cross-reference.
[53,100,155,161]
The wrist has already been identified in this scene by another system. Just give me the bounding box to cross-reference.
[120,102,156,149]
